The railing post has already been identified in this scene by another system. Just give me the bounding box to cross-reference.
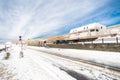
[90,38,93,45]
[5,45,7,52]
[102,38,104,44]
[116,37,118,45]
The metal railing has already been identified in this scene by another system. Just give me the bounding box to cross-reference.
[69,37,120,44]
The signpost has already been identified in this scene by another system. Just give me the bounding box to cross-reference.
[19,36,22,51]
[19,36,24,58]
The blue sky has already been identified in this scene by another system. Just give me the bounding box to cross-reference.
[0,0,120,40]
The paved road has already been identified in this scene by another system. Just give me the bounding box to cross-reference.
[26,47,120,80]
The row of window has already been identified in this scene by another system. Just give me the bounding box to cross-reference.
[77,29,99,33]
[90,29,99,32]
[84,26,103,30]
[72,26,103,33]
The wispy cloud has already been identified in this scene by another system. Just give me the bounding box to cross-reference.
[0,0,119,40]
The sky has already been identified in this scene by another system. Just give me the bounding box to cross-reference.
[0,0,120,40]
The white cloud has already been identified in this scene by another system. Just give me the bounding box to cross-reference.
[0,0,111,40]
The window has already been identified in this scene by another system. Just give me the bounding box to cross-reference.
[96,29,99,32]
[90,29,95,32]
[78,31,82,33]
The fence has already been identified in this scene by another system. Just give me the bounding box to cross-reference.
[72,37,120,44]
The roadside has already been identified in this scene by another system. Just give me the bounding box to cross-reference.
[0,62,14,80]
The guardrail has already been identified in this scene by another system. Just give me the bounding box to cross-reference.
[0,44,10,52]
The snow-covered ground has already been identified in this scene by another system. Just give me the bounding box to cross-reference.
[0,44,120,80]
[28,46,120,68]
[0,45,76,80]
[0,44,5,49]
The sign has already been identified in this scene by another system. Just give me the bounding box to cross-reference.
[19,36,22,41]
